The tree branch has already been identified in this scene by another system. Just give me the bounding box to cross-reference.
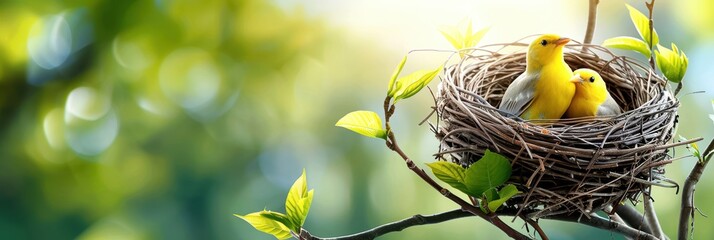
[300,208,659,240]
[645,0,656,71]
[492,209,659,240]
[582,0,599,46]
[644,193,666,239]
[560,214,659,240]
[533,213,657,240]
[679,138,714,240]
[299,209,472,240]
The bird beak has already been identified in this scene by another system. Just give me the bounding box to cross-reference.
[555,37,570,46]
[570,75,584,83]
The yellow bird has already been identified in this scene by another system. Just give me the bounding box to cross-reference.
[564,69,622,118]
[498,34,575,120]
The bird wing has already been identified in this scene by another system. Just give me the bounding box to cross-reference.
[597,93,622,116]
[498,72,538,116]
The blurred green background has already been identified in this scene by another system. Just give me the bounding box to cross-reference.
[1,0,712,239]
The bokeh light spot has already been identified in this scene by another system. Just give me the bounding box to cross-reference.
[159,48,221,109]
[64,87,118,156]
[112,36,152,71]
[65,110,119,157]
[43,108,66,150]
[76,215,144,240]
[27,13,72,70]
[66,87,111,121]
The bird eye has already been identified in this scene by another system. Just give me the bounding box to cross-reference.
[589,76,595,82]
[540,40,547,46]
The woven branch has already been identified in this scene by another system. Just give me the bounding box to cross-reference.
[434,41,684,218]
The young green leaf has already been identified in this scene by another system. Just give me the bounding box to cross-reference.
[387,56,408,97]
[440,20,489,58]
[625,4,659,47]
[285,169,314,232]
[335,111,387,139]
[392,65,443,102]
[655,43,688,83]
[440,21,490,58]
[680,136,702,162]
[235,211,292,240]
[466,27,490,51]
[464,150,512,196]
[260,210,295,231]
[482,188,499,202]
[440,27,464,52]
[487,184,520,212]
[602,36,651,57]
[426,161,472,195]
[479,188,499,213]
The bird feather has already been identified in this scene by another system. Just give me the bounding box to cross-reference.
[597,93,622,116]
[498,72,539,116]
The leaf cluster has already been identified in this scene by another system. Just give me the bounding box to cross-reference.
[602,4,687,83]
[236,170,314,239]
[440,20,489,58]
[427,150,519,213]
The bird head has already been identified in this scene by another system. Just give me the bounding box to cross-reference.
[570,68,608,100]
[526,34,570,70]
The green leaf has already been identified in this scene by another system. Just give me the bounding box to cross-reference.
[335,111,387,139]
[487,184,520,212]
[680,136,702,162]
[426,161,472,195]
[602,36,651,57]
[655,43,688,83]
[260,210,295,231]
[285,169,314,232]
[480,188,499,213]
[466,27,490,51]
[392,65,443,102]
[440,20,489,58]
[440,27,464,52]
[387,56,408,97]
[235,211,292,240]
[464,150,512,196]
[625,4,659,47]
[482,188,499,202]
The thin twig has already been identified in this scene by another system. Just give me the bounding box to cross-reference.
[679,138,714,240]
[523,217,548,240]
[604,206,627,227]
[582,0,599,52]
[615,204,654,235]
[645,0,656,71]
[644,192,666,239]
[642,3,667,239]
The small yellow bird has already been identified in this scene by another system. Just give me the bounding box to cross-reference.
[564,69,622,118]
[499,34,575,120]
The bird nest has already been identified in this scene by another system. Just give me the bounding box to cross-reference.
[434,41,683,218]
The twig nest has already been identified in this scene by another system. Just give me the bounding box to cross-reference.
[435,42,680,218]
